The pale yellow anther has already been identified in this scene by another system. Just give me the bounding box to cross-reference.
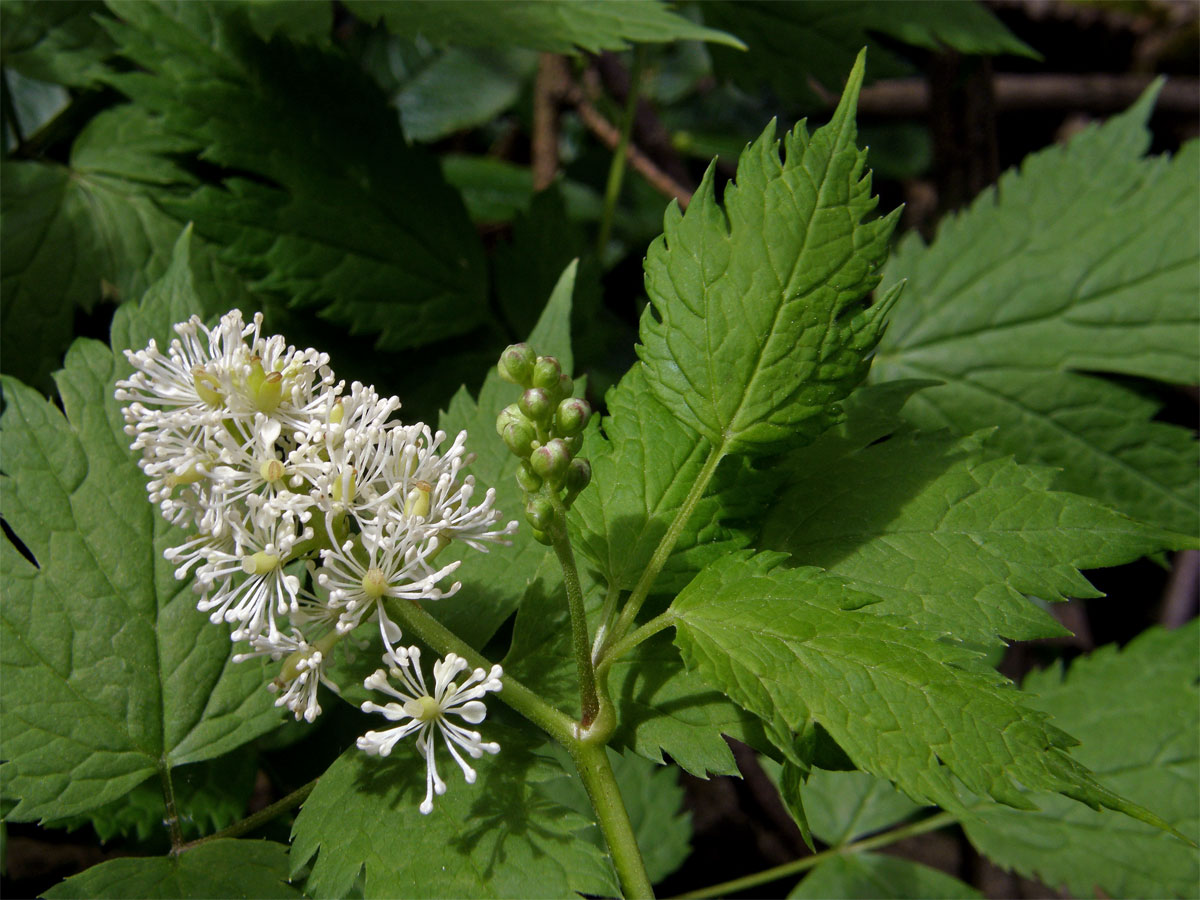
[361,567,388,599]
[404,695,442,722]
[404,481,432,519]
[259,459,286,483]
[241,551,280,576]
[192,367,223,407]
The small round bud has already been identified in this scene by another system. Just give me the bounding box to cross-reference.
[502,420,536,457]
[531,527,551,546]
[519,387,554,423]
[516,460,542,493]
[525,497,554,531]
[530,438,571,484]
[565,457,592,494]
[563,433,583,456]
[498,343,536,386]
[555,398,591,436]
[532,356,563,392]
[496,402,532,436]
[558,372,574,400]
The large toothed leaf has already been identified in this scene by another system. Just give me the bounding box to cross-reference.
[0,231,281,823]
[99,1,487,352]
[638,50,901,456]
[571,364,770,596]
[960,623,1199,899]
[346,0,744,54]
[874,85,1200,536]
[42,839,300,899]
[669,553,1175,828]
[759,382,1186,646]
[290,730,617,899]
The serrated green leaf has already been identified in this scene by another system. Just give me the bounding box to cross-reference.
[762,761,924,847]
[432,260,579,648]
[539,747,692,886]
[960,623,1200,899]
[1,106,192,389]
[874,86,1199,537]
[788,852,982,900]
[43,838,300,899]
[669,553,1171,825]
[0,0,117,86]
[0,230,281,823]
[99,1,487,352]
[638,51,901,455]
[759,382,1186,646]
[571,364,769,596]
[346,0,744,53]
[440,155,605,225]
[704,0,1035,103]
[290,727,616,899]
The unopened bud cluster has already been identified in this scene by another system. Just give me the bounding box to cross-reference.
[116,311,515,811]
[496,344,593,543]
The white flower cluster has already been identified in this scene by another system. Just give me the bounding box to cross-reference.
[116,310,516,733]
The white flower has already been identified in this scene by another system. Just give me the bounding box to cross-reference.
[358,646,502,814]
[234,630,339,723]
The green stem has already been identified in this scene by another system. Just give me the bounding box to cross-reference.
[596,609,676,680]
[571,741,656,899]
[595,47,645,255]
[673,811,957,899]
[178,778,318,853]
[547,493,600,726]
[590,582,623,663]
[605,444,725,657]
[383,597,576,746]
[159,761,184,853]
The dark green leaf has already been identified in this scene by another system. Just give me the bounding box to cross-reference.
[43,839,300,899]
[1,231,281,823]
[346,0,744,53]
[789,853,982,899]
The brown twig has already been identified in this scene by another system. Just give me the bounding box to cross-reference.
[1161,550,1200,629]
[532,54,568,192]
[561,76,694,209]
[811,74,1200,117]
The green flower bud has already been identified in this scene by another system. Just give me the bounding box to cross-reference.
[496,402,531,436]
[563,433,584,456]
[557,372,574,401]
[525,497,554,531]
[498,343,536,386]
[530,527,551,546]
[555,397,591,435]
[530,438,571,484]
[532,356,563,392]
[519,387,554,423]
[516,460,543,493]
[502,420,536,457]
[565,457,592,494]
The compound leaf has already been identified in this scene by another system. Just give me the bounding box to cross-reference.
[960,623,1200,899]
[638,51,902,455]
[0,231,281,823]
[874,85,1200,536]
[290,729,616,899]
[759,382,1186,646]
[669,553,1174,827]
